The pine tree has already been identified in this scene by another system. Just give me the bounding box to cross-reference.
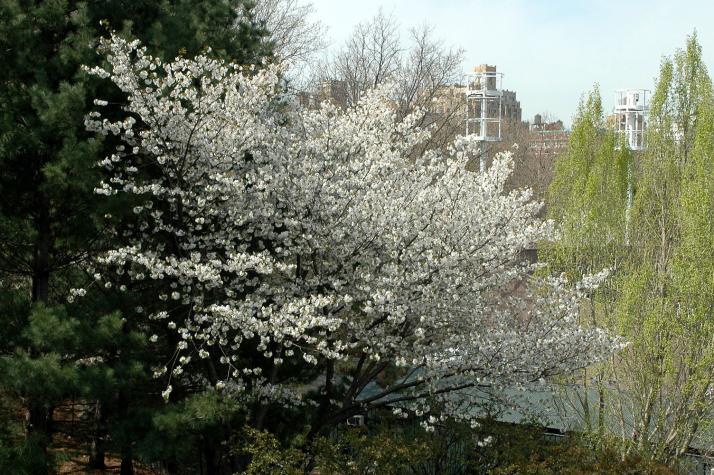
[0,1,269,473]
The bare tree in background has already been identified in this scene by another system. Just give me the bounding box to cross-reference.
[326,10,402,105]
[314,11,465,151]
[248,0,327,72]
[503,122,558,203]
[396,24,463,116]
[399,24,466,153]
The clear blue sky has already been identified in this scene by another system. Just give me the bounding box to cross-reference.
[309,0,714,127]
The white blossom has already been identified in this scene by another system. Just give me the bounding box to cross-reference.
[161,385,173,402]
[87,34,623,420]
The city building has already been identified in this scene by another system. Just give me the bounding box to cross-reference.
[296,79,350,109]
[430,65,522,127]
[527,114,570,159]
[467,65,522,125]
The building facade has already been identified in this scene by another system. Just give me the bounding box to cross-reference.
[528,114,569,159]
[430,64,522,127]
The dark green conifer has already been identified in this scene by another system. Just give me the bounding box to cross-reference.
[0,1,269,472]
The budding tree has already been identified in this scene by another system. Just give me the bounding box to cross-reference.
[545,34,714,464]
[85,35,620,435]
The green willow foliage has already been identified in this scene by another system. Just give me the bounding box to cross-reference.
[546,85,631,280]
[545,33,714,465]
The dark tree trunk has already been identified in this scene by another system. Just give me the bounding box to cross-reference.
[120,446,134,475]
[118,390,135,475]
[26,404,54,447]
[306,376,331,441]
[255,349,281,431]
[26,201,54,471]
[32,199,51,304]
[303,362,335,474]
[204,441,219,475]
[88,401,108,469]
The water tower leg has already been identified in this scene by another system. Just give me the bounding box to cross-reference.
[480,141,486,173]
[625,155,633,245]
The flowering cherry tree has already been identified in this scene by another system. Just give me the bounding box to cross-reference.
[85,35,621,432]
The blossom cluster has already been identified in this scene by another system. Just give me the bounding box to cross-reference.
[86,35,622,418]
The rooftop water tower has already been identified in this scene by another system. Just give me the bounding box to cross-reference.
[614,89,650,151]
[614,89,650,244]
[464,65,504,171]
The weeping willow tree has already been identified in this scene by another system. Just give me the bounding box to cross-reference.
[545,33,714,465]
